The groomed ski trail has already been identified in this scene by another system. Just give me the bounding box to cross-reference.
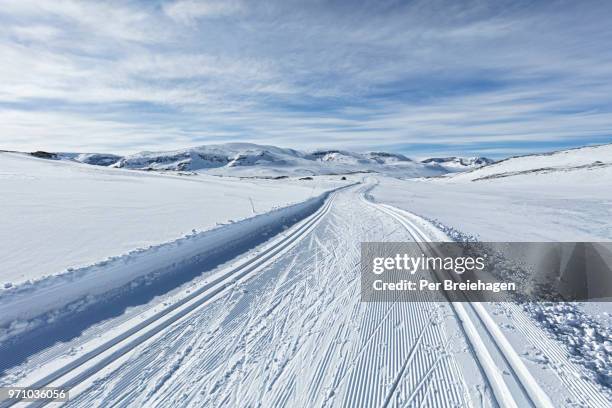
[50,184,474,407]
[6,181,605,408]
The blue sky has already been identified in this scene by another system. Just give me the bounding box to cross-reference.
[1,0,612,158]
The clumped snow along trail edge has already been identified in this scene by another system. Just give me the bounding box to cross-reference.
[0,184,351,345]
[0,185,344,408]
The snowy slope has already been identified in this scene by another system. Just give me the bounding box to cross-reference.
[0,152,342,286]
[110,143,446,178]
[444,143,612,182]
[372,143,612,241]
[375,144,612,242]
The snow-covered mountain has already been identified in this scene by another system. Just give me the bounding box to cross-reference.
[62,153,123,166]
[23,144,502,178]
[420,156,495,172]
[366,152,413,164]
[107,143,445,178]
[28,151,124,166]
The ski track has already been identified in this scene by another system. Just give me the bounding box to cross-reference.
[4,181,608,408]
[60,185,470,408]
[364,192,611,408]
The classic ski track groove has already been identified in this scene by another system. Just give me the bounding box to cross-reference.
[2,188,341,408]
[362,195,556,408]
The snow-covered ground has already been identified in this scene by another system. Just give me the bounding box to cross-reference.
[369,144,612,396]
[1,143,610,407]
[1,182,609,408]
[0,152,343,286]
[445,142,612,182]
[372,144,612,241]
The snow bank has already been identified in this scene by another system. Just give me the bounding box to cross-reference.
[0,182,344,342]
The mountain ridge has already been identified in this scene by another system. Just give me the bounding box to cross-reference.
[18,143,499,178]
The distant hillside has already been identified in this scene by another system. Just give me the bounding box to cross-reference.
[112,144,446,178]
[441,143,612,182]
[21,143,504,178]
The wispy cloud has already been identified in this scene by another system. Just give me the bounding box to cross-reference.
[163,0,244,23]
[0,0,611,157]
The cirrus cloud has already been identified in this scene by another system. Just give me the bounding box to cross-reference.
[0,0,611,157]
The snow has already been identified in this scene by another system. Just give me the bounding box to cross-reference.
[3,182,605,407]
[371,144,612,241]
[369,144,612,395]
[443,142,612,182]
[3,185,482,407]
[526,302,612,388]
[0,183,341,343]
[1,143,611,406]
[421,156,495,172]
[0,152,343,287]
[110,143,447,178]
